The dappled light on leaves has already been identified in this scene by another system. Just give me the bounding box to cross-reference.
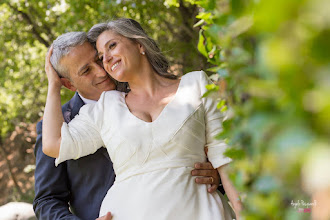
[193,0,330,219]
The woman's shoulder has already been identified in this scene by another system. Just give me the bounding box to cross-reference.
[80,90,124,113]
[182,70,207,82]
[183,70,204,77]
[99,90,125,102]
[181,70,209,87]
[77,90,125,122]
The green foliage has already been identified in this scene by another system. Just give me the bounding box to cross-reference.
[190,0,330,218]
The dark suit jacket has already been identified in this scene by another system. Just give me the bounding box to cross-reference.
[33,93,115,220]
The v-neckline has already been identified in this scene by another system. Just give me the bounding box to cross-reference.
[121,75,185,124]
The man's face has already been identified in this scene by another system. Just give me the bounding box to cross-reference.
[60,42,116,100]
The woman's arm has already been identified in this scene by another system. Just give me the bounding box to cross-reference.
[218,164,242,219]
[199,71,242,217]
[42,46,63,158]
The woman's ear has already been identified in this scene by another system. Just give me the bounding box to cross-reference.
[61,78,77,92]
[138,43,145,54]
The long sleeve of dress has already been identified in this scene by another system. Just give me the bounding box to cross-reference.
[55,92,108,166]
[199,71,232,169]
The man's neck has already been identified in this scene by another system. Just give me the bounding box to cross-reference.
[78,93,97,104]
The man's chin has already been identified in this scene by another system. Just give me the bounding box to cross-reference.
[97,79,116,91]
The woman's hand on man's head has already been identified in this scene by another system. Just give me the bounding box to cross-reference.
[45,45,63,88]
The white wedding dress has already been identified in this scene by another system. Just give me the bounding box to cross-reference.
[55,71,233,219]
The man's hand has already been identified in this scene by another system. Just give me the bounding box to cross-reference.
[96,212,112,220]
[191,162,220,193]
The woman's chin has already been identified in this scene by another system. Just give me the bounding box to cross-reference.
[110,72,126,83]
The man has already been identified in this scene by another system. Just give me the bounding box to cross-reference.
[33,32,221,220]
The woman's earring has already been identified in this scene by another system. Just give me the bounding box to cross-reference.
[141,51,145,55]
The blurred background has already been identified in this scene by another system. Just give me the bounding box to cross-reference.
[0,0,329,219]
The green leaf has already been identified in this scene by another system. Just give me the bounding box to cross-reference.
[224,147,245,159]
[196,12,213,24]
[205,83,218,90]
[217,99,226,109]
[193,19,205,28]
[197,29,208,57]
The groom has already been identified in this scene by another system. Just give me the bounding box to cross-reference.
[33,32,221,220]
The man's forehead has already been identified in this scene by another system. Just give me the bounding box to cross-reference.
[71,42,96,56]
[64,43,97,74]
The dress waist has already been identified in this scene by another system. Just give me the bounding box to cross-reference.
[115,157,205,182]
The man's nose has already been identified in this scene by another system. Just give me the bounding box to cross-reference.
[94,64,107,77]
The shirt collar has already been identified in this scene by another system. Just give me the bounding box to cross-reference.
[77,93,97,105]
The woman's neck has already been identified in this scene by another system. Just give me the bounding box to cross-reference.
[128,68,171,97]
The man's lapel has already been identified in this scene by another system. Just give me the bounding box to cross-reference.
[70,93,84,120]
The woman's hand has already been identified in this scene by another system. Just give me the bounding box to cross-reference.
[45,45,62,88]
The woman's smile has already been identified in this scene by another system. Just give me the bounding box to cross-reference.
[111,60,121,72]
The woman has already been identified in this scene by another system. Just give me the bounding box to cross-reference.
[43,18,242,219]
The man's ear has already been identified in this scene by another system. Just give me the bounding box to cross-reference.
[60,78,77,92]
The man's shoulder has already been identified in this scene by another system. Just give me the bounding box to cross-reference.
[62,93,80,112]
[36,94,81,130]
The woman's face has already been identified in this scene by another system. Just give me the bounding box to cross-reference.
[96,30,143,82]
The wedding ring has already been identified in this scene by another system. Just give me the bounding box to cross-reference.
[210,177,214,184]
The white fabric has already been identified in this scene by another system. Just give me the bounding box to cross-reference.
[56,71,233,219]
[77,93,97,104]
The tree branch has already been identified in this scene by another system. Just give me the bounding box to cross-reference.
[8,4,51,47]
[178,1,198,40]
[29,5,55,41]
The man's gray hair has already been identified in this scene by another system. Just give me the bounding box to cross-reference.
[87,18,177,80]
[50,32,88,78]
